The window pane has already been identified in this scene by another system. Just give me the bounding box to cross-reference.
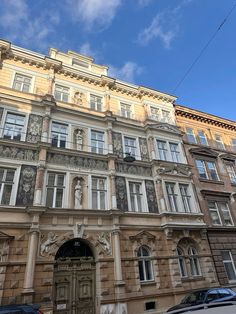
[207,162,219,181]
[92,191,98,209]
[1,185,12,205]
[55,189,63,207]
[138,261,145,281]
[186,128,196,143]
[145,260,153,280]
[224,263,236,281]
[46,188,54,207]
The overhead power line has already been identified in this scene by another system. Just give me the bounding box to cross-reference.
[172,2,236,93]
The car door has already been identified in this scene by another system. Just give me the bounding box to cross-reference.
[205,289,220,303]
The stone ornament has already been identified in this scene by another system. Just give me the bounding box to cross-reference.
[97,232,112,255]
[115,176,128,212]
[16,165,37,206]
[0,145,39,161]
[74,179,83,209]
[40,231,74,257]
[73,91,85,106]
[116,162,152,176]
[139,137,149,160]
[26,114,43,143]
[47,153,108,170]
[156,163,192,177]
[145,180,159,213]
[130,230,156,248]
[112,132,123,158]
[75,128,83,151]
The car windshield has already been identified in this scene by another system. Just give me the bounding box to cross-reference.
[181,291,208,304]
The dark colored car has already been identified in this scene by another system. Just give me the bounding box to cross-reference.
[167,288,236,313]
[0,304,43,314]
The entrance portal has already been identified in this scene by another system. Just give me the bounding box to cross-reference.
[53,238,96,314]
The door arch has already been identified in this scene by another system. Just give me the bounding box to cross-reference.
[53,238,96,314]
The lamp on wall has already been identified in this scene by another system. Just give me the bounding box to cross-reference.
[123,152,136,163]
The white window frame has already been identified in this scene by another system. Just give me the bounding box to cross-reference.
[155,139,182,163]
[123,135,140,160]
[188,247,201,277]
[137,246,154,282]
[120,102,132,119]
[45,172,66,208]
[156,140,168,161]
[186,128,197,144]
[231,139,236,152]
[161,109,171,123]
[1,110,28,141]
[196,159,219,181]
[198,130,208,146]
[149,106,160,121]
[90,130,105,154]
[226,164,236,184]
[54,84,70,102]
[169,142,180,163]
[215,134,225,150]
[0,167,19,206]
[208,201,222,225]
[12,73,32,93]
[221,250,236,283]
[90,94,103,112]
[127,179,148,213]
[91,176,107,210]
[50,121,68,149]
[176,247,188,278]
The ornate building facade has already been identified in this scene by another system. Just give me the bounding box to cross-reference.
[175,105,236,287]
[0,40,218,314]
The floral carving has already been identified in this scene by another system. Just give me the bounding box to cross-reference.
[26,114,43,143]
[139,137,149,160]
[16,165,37,206]
[116,162,152,176]
[112,132,123,158]
[0,145,39,161]
[115,176,128,212]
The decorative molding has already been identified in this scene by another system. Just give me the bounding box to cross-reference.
[145,122,181,135]
[145,180,158,213]
[115,176,128,212]
[139,137,149,161]
[219,153,236,162]
[156,162,192,177]
[116,162,152,176]
[129,230,156,246]
[47,152,108,170]
[16,165,37,206]
[96,232,112,256]
[0,145,39,161]
[40,231,74,257]
[189,147,218,158]
[26,114,43,143]
[112,132,123,158]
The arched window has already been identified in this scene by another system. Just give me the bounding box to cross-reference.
[188,247,201,276]
[176,247,187,277]
[137,246,154,282]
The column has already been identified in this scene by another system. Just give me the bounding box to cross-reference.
[22,227,39,303]
[41,114,50,143]
[33,165,46,206]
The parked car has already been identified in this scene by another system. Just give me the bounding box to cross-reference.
[166,301,236,314]
[167,288,236,313]
[0,304,43,314]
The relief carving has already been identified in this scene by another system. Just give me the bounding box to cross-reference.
[26,114,43,143]
[116,162,152,176]
[145,180,159,213]
[16,165,37,206]
[115,176,128,212]
[73,91,85,106]
[47,153,108,170]
[40,232,58,257]
[112,132,123,158]
[139,137,149,160]
[74,128,84,151]
[40,231,74,257]
[156,163,192,177]
[0,145,39,161]
[97,232,112,255]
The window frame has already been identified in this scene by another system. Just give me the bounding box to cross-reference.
[54,84,70,102]
[12,73,32,93]
[51,121,68,148]
[156,139,182,163]
[137,246,154,282]
[188,246,201,277]
[231,139,236,152]
[91,176,107,210]
[198,130,208,146]
[221,250,236,283]
[120,102,132,119]
[207,201,233,226]
[195,159,220,181]
[176,247,188,278]
[149,106,160,121]
[2,111,26,141]
[215,134,225,150]
[45,172,66,208]
[186,127,197,144]
[123,135,140,160]
[226,164,236,184]
[0,167,18,206]
[90,94,103,112]
[90,129,105,154]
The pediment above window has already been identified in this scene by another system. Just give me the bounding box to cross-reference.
[129,230,156,245]
[145,123,181,135]
[219,153,236,162]
[201,189,231,199]
[156,162,192,177]
[189,147,218,158]
[0,231,14,240]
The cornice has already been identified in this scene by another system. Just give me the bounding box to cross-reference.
[175,105,236,131]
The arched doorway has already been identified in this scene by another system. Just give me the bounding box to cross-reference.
[53,238,96,314]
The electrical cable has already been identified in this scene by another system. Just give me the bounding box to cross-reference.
[172,2,236,93]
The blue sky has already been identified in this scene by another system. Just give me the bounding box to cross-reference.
[0,0,236,121]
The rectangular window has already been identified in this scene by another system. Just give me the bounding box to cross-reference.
[129,182,143,212]
[3,113,25,141]
[120,103,132,118]
[156,140,167,160]
[51,122,68,148]
[170,143,180,162]
[208,201,222,225]
[186,128,196,144]
[221,251,236,282]
[124,137,137,157]
[231,139,236,152]
[196,160,219,181]
[162,110,171,123]
[0,168,15,205]
[226,165,236,184]
[179,184,191,212]
[198,131,208,146]
[166,183,178,212]
[215,134,225,150]
[220,202,233,226]
[13,73,32,92]
[46,173,65,208]
[91,130,104,154]
[150,107,159,120]
[92,177,106,209]
[54,85,69,102]
[90,94,102,111]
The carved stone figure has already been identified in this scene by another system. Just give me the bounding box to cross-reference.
[75,129,83,151]
[139,137,149,160]
[75,179,82,209]
[115,176,128,212]
[40,232,57,257]
[73,91,85,106]
[112,132,123,158]
[97,232,111,255]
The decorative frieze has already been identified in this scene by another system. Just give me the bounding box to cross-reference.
[16,165,37,206]
[115,176,128,212]
[145,180,159,213]
[0,145,39,161]
[156,162,192,177]
[26,114,43,143]
[47,153,108,170]
[116,162,152,176]
[112,132,123,158]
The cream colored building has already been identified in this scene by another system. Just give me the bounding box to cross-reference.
[0,40,218,314]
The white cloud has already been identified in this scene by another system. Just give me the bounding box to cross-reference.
[138,0,153,7]
[137,0,193,48]
[109,62,143,83]
[0,0,60,51]
[79,42,96,58]
[66,0,122,31]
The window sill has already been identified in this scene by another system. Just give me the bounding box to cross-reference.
[181,276,204,282]
[199,178,224,185]
[140,280,156,286]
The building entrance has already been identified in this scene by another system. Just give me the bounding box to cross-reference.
[53,238,96,314]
